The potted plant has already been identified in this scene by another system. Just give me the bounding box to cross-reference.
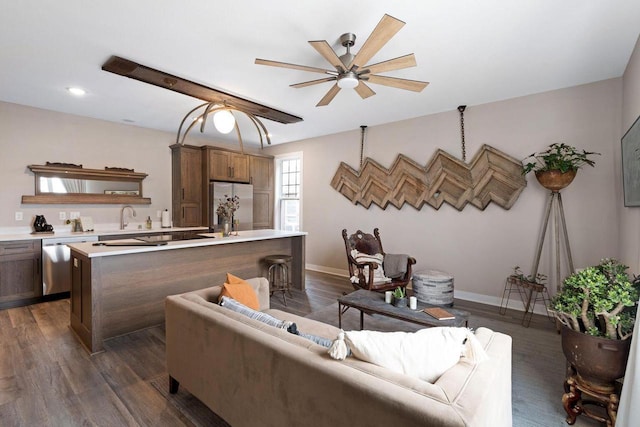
[550,259,638,393]
[508,266,547,288]
[392,286,407,308]
[521,142,600,191]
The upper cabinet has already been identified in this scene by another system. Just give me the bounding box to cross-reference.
[249,155,273,191]
[22,164,151,204]
[171,145,202,227]
[249,155,274,229]
[208,149,249,183]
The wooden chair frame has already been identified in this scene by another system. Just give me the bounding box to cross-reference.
[342,228,416,292]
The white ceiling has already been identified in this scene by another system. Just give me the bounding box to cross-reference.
[1,1,639,146]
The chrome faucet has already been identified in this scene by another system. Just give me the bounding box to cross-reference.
[120,205,136,230]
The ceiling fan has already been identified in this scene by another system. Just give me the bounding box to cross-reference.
[255,14,429,107]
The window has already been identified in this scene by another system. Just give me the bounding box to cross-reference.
[276,154,302,231]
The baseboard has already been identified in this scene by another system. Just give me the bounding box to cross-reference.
[454,290,551,316]
[305,264,349,278]
[306,264,550,316]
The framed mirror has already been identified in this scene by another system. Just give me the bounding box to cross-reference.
[22,164,151,204]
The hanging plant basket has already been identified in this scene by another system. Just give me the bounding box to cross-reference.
[535,169,576,192]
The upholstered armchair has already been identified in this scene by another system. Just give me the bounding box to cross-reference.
[342,228,416,292]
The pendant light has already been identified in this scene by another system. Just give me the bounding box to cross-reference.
[213,109,236,134]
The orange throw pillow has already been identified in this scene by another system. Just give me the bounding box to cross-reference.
[226,273,246,285]
[218,275,260,310]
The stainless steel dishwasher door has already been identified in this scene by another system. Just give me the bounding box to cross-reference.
[42,236,98,295]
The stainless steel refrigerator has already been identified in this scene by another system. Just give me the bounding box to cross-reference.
[210,182,253,231]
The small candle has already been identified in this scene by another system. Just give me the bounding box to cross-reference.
[385,291,393,304]
[409,296,417,310]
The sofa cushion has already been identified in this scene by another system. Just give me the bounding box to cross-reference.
[218,278,260,310]
[329,327,488,383]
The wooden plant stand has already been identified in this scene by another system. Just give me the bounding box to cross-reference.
[562,367,619,426]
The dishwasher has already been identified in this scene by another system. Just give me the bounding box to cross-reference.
[42,235,99,295]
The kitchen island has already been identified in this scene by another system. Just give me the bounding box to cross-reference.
[68,229,306,353]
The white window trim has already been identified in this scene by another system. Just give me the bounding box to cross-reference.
[274,152,303,231]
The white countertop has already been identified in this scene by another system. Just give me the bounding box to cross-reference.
[0,226,208,242]
[67,229,307,258]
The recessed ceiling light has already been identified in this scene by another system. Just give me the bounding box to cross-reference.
[67,87,86,96]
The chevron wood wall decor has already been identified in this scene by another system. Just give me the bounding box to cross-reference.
[330,144,527,211]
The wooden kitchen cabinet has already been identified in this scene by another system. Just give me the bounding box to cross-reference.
[250,155,274,229]
[208,149,249,182]
[0,240,42,308]
[171,144,202,227]
[70,252,92,347]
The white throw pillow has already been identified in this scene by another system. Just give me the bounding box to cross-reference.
[329,327,488,383]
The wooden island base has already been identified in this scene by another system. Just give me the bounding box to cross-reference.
[69,232,305,353]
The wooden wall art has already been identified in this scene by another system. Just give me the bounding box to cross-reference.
[330,144,527,211]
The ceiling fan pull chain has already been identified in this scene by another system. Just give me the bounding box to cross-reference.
[458,105,467,162]
[360,125,367,170]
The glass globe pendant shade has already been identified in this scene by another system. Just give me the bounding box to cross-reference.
[213,110,236,134]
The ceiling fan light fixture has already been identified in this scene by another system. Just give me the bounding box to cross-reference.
[337,73,359,89]
[213,109,236,134]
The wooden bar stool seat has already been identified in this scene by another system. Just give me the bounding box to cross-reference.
[264,254,293,305]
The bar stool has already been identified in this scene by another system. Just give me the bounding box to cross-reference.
[264,254,293,305]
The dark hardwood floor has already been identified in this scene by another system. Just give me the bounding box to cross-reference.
[0,270,554,426]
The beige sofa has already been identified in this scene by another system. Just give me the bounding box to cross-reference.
[165,278,512,427]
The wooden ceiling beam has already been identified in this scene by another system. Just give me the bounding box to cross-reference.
[102,56,303,125]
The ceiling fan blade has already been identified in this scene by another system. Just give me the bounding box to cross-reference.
[354,81,376,99]
[309,40,345,72]
[255,58,337,75]
[366,75,429,92]
[316,84,341,107]
[348,14,405,70]
[359,53,417,75]
[290,77,337,88]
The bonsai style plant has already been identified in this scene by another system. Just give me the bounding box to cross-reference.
[551,259,638,404]
[551,259,637,340]
[521,143,600,191]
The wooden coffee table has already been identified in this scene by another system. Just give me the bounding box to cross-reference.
[338,289,469,330]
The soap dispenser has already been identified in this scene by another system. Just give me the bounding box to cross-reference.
[146,216,152,229]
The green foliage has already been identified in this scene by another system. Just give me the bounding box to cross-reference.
[392,286,405,299]
[522,142,600,175]
[551,259,638,340]
[512,266,547,284]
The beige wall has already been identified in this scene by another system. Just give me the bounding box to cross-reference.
[266,78,622,303]
[0,70,631,304]
[0,101,246,233]
[619,35,640,272]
